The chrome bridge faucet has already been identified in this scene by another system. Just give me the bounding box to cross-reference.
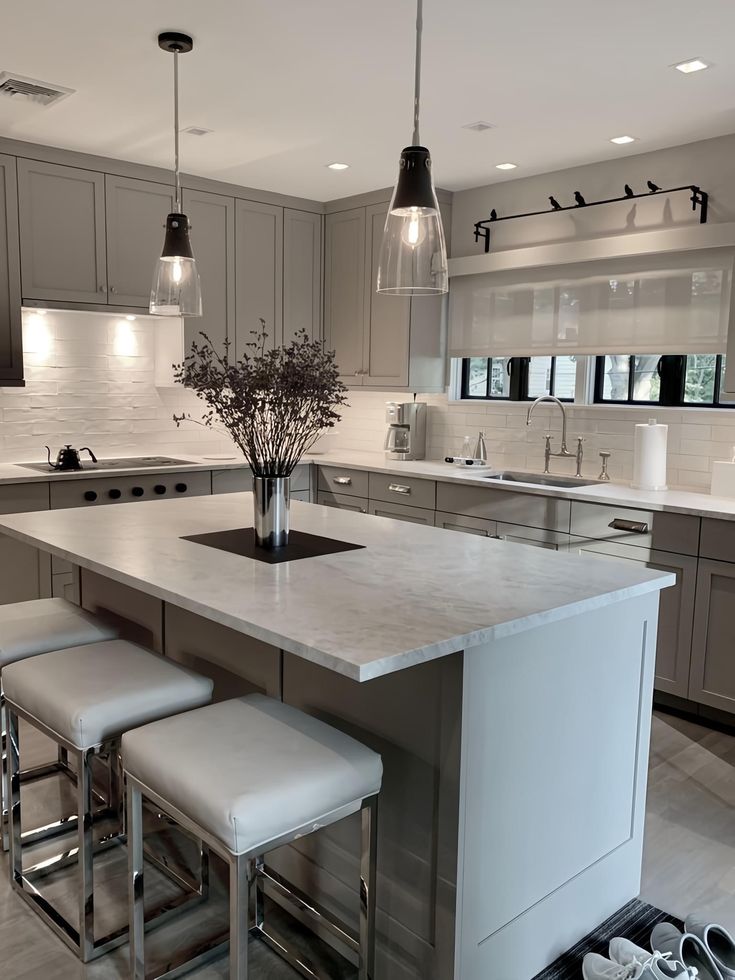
[526,395,584,477]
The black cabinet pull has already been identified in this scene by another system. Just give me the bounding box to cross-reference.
[608,518,649,534]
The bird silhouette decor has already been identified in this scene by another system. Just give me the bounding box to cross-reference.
[549,196,562,210]
[574,191,587,207]
[489,209,498,221]
[647,180,661,193]
[624,184,635,198]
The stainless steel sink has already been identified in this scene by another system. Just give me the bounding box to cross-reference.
[480,471,601,489]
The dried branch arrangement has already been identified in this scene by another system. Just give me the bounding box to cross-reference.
[173,322,348,477]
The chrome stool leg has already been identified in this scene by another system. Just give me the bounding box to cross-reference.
[359,797,378,980]
[128,779,145,980]
[78,747,96,962]
[230,854,252,979]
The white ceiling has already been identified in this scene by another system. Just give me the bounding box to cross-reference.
[2,0,735,202]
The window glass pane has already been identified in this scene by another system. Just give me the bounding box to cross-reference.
[489,357,511,397]
[554,356,577,400]
[600,355,630,400]
[684,354,717,404]
[632,355,661,402]
[527,356,552,398]
[467,358,488,396]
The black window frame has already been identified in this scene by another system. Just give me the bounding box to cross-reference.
[593,354,734,408]
[460,356,573,402]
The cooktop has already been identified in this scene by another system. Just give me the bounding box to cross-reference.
[19,456,194,474]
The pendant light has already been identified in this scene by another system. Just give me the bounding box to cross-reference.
[376,0,448,296]
[150,32,202,317]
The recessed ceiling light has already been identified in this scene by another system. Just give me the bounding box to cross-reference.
[327,162,350,170]
[36,309,47,315]
[125,315,136,321]
[495,162,518,170]
[182,126,213,136]
[673,57,711,74]
[463,121,494,132]
[609,135,637,145]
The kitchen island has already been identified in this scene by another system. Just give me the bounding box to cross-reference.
[0,494,673,980]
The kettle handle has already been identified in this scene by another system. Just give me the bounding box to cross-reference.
[80,447,98,463]
[44,446,53,466]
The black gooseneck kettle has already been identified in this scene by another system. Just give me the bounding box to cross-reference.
[45,445,97,471]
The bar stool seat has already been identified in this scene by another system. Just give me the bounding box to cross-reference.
[4,639,213,749]
[123,694,383,855]
[4,639,214,963]
[0,597,117,667]
[123,695,383,979]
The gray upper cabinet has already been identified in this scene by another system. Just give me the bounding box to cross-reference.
[283,208,322,344]
[689,559,735,714]
[18,159,107,304]
[325,208,366,381]
[364,202,410,386]
[182,188,235,355]
[105,174,173,307]
[235,199,283,356]
[0,155,23,383]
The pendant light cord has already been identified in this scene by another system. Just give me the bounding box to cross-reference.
[173,48,181,212]
[412,0,423,146]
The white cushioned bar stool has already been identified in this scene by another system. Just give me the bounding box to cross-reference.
[123,694,383,980]
[0,598,119,850]
[3,638,214,962]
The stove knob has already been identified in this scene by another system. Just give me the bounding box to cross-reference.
[131,486,145,497]
[108,488,122,500]
[154,484,167,495]
[175,483,188,493]
[83,490,98,502]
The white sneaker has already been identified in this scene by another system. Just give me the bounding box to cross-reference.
[651,922,724,980]
[608,936,693,978]
[583,950,687,980]
[686,914,735,980]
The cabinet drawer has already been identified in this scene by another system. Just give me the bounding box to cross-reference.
[497,523,569,550]
[211,464,310,495]
[317,466,369,498]
[436,482,570,532]
[435,512,498,537]
[291,489,311,503]
[368,472,436,510]
[317,490,368,513]
[0,483,49,514]
[700,518,735,562]
[368,500,435,526]
[49,471,211,509]
[570,502,699,555]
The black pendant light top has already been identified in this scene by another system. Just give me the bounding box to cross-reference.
[158,32,193,54]
[391,146,436,211]
[160,214,195,259]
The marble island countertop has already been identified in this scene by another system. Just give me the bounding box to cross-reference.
[0,493,673,681]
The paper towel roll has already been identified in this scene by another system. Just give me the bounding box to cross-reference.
[632,419,668,491]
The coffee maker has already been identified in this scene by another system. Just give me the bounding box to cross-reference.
[384,402,427,460]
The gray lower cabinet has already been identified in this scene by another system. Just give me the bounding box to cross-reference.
[51,556,80,604]
[497,523,569,550]
[211,465,311,497]
[235,200,283,355]
[567,537,697,698]
[368,499,435,525]
[435,511,498,536]
[689,559,735,713]
[182,188,235,354]
[317,490,368,513]
[18,158,107,304]
[0,483,52,604]
[437,482,571,533]
[283,209,322,344]
[0,154,22,383]
[324,208,366,381]
[105,175,174,307]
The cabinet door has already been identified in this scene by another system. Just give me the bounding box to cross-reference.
[689,559,735,713]
[283,209,322,344]
[18,159,106,304]
[235,200,283,355]
[435,511,498,537]
[568,538,696,698]
[324,208,365,382]
[105,175,174,307]
[496,523,569,551]
[317,490,368,513]
[0,155,22,383]
[368,500,435,526]
[363,203,410,387]
[182,188,235,355]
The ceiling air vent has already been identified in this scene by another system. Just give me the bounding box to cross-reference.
[0,72,75,107]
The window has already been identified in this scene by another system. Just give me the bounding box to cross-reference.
[594,354,734,407]
[460,356,576,401]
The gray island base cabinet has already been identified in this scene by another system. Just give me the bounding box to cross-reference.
[0,496,670,980]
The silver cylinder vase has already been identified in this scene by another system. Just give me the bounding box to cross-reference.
[253,476,290,549]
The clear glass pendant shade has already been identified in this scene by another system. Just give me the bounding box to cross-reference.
[150,212,202,316]
[377,146,448,295]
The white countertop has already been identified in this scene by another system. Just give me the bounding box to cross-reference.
[2,446,735,520]
[0,493,672,682]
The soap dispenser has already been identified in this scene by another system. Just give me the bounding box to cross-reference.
[711,446,735,498]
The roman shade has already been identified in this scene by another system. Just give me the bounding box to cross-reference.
[448,249,734,357]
